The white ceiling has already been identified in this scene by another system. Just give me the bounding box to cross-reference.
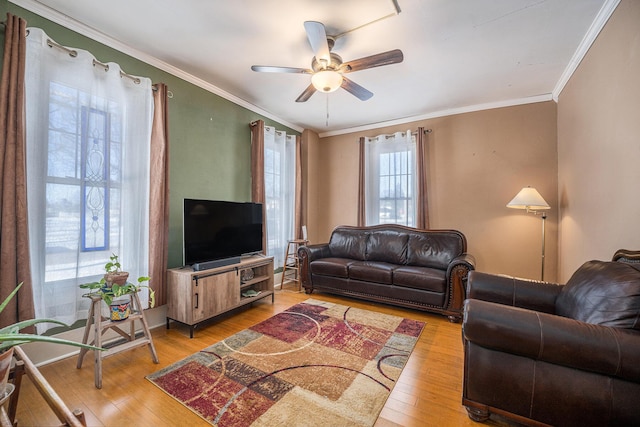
[13,0,615,136]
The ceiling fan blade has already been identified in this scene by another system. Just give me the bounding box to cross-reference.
[304,21,331,66]
[341,77,373,101]
[295,84,317,102]
[339,49,404,73]
[251,65,312,74]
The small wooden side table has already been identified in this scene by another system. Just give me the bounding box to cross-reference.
[77,291,158,389]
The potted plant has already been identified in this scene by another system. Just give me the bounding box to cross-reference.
[103,253,129,286]
[0,282,104,397]
[79,254,155,321]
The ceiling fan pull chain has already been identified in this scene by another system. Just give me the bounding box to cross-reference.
[326,94,330,127]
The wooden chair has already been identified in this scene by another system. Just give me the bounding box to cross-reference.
[2,346,86,427]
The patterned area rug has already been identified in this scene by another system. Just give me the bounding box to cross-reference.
[147,299,425,426]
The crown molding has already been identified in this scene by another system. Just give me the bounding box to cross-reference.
[9,0,304,133]
[11,0,618,137]
[552,0,620,101]
[318,94,554,138]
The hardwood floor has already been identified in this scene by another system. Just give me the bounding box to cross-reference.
[13,289,515,426]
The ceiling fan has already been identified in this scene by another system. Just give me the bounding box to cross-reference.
[251,21,404,102]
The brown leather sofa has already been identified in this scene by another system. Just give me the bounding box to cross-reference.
[462,254,640,426]
[298,224,475,321]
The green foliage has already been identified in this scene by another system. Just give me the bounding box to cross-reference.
[80,276,154,307]
[104,253,122,273]
[0,283,104,352]
[79,254,155,307]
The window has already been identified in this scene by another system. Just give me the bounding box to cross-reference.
[43,84,122,282]
[365,131,416,226]
[25,28,153,331]
[263,126,296,268]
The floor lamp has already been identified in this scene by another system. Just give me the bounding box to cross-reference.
[507,186,550,280]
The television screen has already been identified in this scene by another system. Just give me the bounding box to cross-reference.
[183,199,263,266]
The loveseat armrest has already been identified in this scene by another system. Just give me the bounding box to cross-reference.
[298,244,331,292]
[467,271,562,314]
[463,299,640,383]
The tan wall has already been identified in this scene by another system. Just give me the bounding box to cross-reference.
[302,129,321,243]
[308,102,558,281]
[557,0,640,281]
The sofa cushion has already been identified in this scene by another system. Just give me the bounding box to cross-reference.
[310,258,356,279]
[328,228,368,260]
[556,260,640,330]
[406,232,464,269]
[393,266,447,293]
[349,261,395,284]
[366,231,408,264]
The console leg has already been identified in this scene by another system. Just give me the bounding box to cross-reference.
[166,317,170,330]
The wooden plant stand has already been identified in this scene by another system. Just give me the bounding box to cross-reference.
[77,291,158,389]
[2,346,87,427]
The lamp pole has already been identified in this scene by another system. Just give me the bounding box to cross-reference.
[541,212,546,281]
[506,186,550,282]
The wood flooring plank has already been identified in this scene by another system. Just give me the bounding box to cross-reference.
[12,291,514,426]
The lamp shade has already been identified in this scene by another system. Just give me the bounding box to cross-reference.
[311,70,343,93]
[506,186,550,210]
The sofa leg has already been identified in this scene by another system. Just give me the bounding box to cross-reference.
[304,287,313,295]
[465,405,490,423]
[448,314,462,323]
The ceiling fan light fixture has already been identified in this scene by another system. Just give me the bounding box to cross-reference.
[311,70,343,93]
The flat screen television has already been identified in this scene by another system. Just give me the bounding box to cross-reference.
[183,199,263,270]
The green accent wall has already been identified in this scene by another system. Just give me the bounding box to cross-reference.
[1,1,299,268]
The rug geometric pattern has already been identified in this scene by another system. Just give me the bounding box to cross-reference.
[147,299,425,426]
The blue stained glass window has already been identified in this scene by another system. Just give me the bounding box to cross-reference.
[80,107,110,251]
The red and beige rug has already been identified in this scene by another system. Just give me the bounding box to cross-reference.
[147,299,425,426]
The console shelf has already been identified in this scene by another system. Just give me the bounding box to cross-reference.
[166,256,274,337]
[240,274,269,289]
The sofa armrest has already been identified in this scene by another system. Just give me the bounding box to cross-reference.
[467,271,562,314]
[297,244,331,291]
[463,299,640,383]
[450,253,476,271]
[444,254,476,317]
[298,243,331,263]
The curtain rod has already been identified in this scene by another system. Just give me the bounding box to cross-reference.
[47,38,77,57]
[92,59,142,86]
[381,128,432,139]
[120,70,141,84]
[152,86,174,98]
[18,26,170,97]
[92,58,109,72]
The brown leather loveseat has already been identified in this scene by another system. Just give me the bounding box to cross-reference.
[298,224,475,321]
[462,254,640,426]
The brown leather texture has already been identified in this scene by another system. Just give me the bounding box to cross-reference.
[462,261,640,426]
[406,232,465,269]
[298,224,475,319]
[556,260,640,330]
[467,271,562,314]
[327,228,368,260]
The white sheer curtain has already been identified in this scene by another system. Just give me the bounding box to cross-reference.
[263,126,296,268]
[24,28,153,331]
[364,130,417,226]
